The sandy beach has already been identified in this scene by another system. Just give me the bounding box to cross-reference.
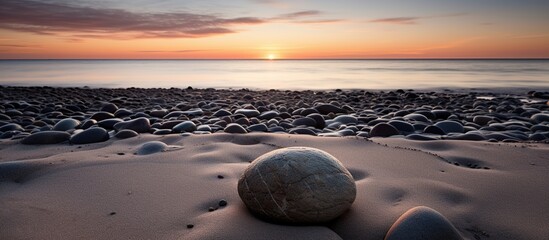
[1,87,548,239]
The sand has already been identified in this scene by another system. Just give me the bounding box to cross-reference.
[1,133,548,240]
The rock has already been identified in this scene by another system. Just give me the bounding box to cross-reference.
[370,123,400,137]
[52,118,80,131]
[424,125,446,135]
[292,117,317,127]
[333,115,358,125]
[97,118,123,129]
[235,109,260,118]
[113,117,150,133]
[213,109,231,117]
[306,113,326,129]
[172,121,197,133]
[0,123,24,132]
[531,113,549,123]
[385,206,463,240]
[91,111,115,121]
[20,131,70,144]
[136,141,167,155]
[388,120,415,134]
[238,147,356,224]
[289,128,317,136]
[247,123,268,132]
[114,129,139,139]
[473,115,493,126]
[434,120,464,134]
[258,110,279,120]
[314,104,347,115]
[80,119,97,129]
[224,123,247,134]
[404,113,430,122]
[100,103,118,113]
[406,134,438,141]
[70,127,109,144]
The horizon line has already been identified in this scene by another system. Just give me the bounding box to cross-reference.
[1,58,548,61]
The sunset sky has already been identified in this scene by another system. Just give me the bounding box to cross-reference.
[1,0,548,59]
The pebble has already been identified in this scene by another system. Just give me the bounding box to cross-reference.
[370,123,400,137]
[385,206,464,240]
[113,117,151,133]
[172,121,197,133]
[434,120,464,134]
[70,127,110,144]
[224,123,247,134]
[114,129,139,139]
[52,118,81,131]
[21,131,71,145]
[292,117,317,127]
[238,147,356,224]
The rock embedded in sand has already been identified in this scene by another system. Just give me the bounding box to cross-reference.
[20,131,71,145]
[70,127,110,144]
[237,147,356,224]
[114,129,139,139]
[224,123,247,134]
[136,141,168,155]
[384,206,463,240]
[530,113,549,123]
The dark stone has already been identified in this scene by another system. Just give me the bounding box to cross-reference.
[70,127,109,144]
[172,121,197,133]
[370,123,400,137]
[21,131,70,145]
[224,123,247,134]
[52,118,80,131]
[113,117,151,133]
[114,129,139,139]
[385,206,464,240]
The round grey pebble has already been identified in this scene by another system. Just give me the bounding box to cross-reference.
[385,206,464,240]
[237,147,356,224]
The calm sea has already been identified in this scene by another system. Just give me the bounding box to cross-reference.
[0,60,548,91]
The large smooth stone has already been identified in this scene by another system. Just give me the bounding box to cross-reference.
[314,104,347,115]
[114,129,139,139]
[238,147,356,224]
[370,123,400,137]
[385,206,463,240]
[20,131,70,145]
[113,117,150,133]
[235,109,260,118]
[70,127,109,144]
[52,118,80,131]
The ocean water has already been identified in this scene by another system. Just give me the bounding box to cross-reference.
[0,60,548,91]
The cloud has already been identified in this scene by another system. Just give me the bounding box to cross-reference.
[0,0,265,39]
[276,10,321,19]
[369,13,466,25]
[0,44,41,48]
[369,17,419,25]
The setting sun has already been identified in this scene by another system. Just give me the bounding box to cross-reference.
[267,54,276,60]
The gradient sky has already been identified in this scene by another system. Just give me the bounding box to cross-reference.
[1,0,548,59]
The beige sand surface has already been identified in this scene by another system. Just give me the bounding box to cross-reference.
[1,133,548,239]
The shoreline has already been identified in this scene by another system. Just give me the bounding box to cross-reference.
[1,86,548,143]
